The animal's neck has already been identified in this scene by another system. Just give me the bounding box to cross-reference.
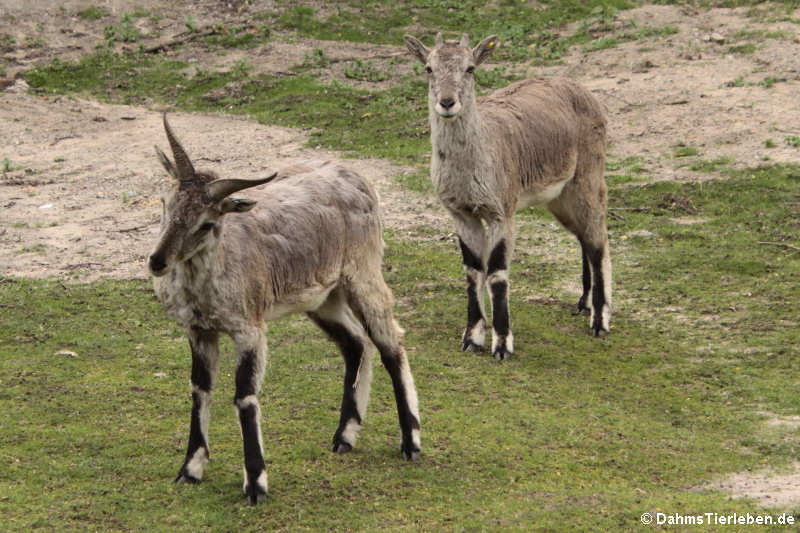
[178,239,222,285]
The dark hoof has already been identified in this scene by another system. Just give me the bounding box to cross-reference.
[493,348,512,361]
[246,488,267,506]
[402,446,421,462]
[332,441,353,455]
[461,339,484,353]
[244,478,267,505]
[174,470,200,484]
[573,307,591,316]
[593,327,609,338]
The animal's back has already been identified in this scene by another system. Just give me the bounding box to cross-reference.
[480,77,607,191]
[220,162,383,306]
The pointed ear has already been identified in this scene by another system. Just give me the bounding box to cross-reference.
[473,34,498,66]
[220,196,257,214]
[404,34,430,64]
[155,146,178,180]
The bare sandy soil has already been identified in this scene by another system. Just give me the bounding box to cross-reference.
[1,0,799,506]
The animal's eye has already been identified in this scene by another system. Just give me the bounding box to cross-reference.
[466,65,475,74]
[425,65,433,74]
[199,221,215,232]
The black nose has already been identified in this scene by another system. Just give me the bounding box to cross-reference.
[439,97,456,110]
[148,254,166,274]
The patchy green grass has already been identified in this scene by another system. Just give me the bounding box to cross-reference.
[0,33,16,52]
[2,165,800,530]
[25,51,430,164]
[343,59,390,82]
[395,167,434,194]
[672,142,701,158]
[269,0,633,63]
[203,24,272,49]
[605,155,649,185]
[76,6,110,20]
[584,24,679,53]
[760,76,787,88]
[728,42,758,54]
[689,155,734,172]
[14,243,48,255]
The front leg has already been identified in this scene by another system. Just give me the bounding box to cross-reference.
[486,220,515,361]
[454,214,487,352]
[176,327,219,484]
[233,328,268,505]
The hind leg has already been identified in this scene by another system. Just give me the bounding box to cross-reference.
[308,288,374,455]
[343,275,420,460]
[575,244,591,316]
[580,236,612,336]
[548,188,612,337]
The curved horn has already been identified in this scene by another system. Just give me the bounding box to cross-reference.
[435,32,444,46]
[206,171,279,202]
[162,113,195,180]
[459,33,470,47]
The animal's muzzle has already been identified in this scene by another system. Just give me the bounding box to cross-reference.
[148,254,168,276]
[439,97,456,110]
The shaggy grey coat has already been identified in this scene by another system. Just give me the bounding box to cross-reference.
[149,116,420,505]
[405,33,612,360]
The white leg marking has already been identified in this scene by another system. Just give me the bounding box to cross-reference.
[242,469,269,494]
[486,269,509,286]
[185,447,208,480]
[340,418,362,446]
[353,347,374,420]
[235,394,259,410]
[400,357,420,422]
[491,330,514,354]
[466,320,486,347]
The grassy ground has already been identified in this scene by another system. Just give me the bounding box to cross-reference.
[4,0,800,531]
[2,165,799,531]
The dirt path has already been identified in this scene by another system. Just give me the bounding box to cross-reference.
[0,93,447,280]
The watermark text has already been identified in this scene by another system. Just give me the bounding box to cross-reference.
[640,512,796,526]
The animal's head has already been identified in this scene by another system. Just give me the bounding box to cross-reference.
[404,32,497,119]
[148,115,277,277]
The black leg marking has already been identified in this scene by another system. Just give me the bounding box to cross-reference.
[235,350,257,399]
[462,278,485,352]
[309,314,365,454]
[375,343,421,461]
[487,239,507,275]
[176,333,215,484]
[238,403,267,505]
[458,238,483,271]
[175,390,208,483]
[190,340,213,392]
[490,281,509,337]
[459,238,486,352]
[586,246,609,337]
[490,280,513,361]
